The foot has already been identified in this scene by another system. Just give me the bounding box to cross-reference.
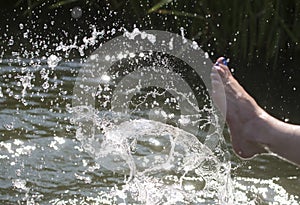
[211,57,267,159]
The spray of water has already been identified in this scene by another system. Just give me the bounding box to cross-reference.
[0,11,299,204]
[69,28,231,203]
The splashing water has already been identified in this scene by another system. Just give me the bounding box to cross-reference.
[74,117,231,204]
[47,54,61,68]
[69,29,299,204]
[69,28,234,203]
[0,17,299,204]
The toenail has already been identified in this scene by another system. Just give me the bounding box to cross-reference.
[222,58,228,66]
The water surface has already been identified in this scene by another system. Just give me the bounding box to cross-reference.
[0,57,299,204]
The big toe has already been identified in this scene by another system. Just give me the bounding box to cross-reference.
[216,57,228,66]
[216,57,225,63]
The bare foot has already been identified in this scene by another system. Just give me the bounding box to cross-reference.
[211,57,267,159]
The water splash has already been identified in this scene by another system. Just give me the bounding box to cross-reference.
[74,117,232,204]
[0,16,299,204]
[0,57,298,204]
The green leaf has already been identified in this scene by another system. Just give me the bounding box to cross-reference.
[49,0,79,9]
[148,0,174,13]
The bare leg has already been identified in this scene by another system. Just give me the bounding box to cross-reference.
[211,57,300,166]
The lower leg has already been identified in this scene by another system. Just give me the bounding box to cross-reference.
[211,57,300,165]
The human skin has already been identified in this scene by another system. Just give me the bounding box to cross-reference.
[211,57,300,166]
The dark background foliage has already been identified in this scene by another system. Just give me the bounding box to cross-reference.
[1,0,300,122]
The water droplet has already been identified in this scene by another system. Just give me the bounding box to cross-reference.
[4,123,14,130]
[71,6,83,19]
[23,30,29,38]
[47,54,61,68]
[19,23,24,30]
[204,52,209,59]
[101,74,111,83]
[0,87,3,98]
[42,82,49,90]
[8,38,14,46]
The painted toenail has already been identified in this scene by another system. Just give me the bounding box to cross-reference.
[222,58,228,66]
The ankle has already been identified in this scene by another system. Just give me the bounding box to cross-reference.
[246,111,271,149]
